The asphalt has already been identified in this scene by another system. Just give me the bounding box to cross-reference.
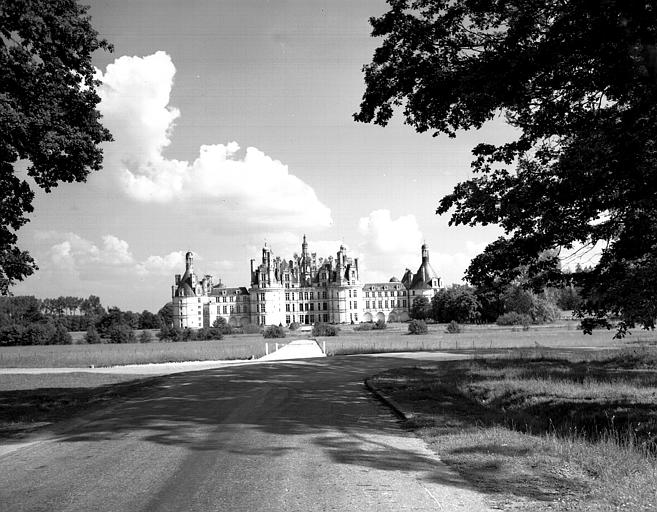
[0,354,493,511]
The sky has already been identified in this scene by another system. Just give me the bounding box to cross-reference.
[12,0,514,312]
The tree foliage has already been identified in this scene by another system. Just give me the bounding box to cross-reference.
[409,296,431,320]
[356,0,657,333]
[431,285,481,323]
[0,0,112,293]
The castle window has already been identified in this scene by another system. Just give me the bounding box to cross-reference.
[286,304,290,312]
[366,300,370,309]
[354,301,357,309]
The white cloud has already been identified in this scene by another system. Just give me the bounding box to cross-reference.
[37,232,187,280]
[135,252,186,277]
[357,210,423,280]
[96,51,332,230]
[430,241,488,286]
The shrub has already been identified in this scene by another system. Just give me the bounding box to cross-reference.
[263,325,286,339]
[212,317,233,334]
[289,321,301,331]
[108,324,136,344]
[446,320,461,334]
[0,325,24,346]
[354,322,374,331]
[373,319,387,330]
[138,330,153,343]
[242,323,262,334]
[496,312,532,326]
[84,326,102,344]
[312,322,339,336]
[22,323,56,345]
[408,319,428,335]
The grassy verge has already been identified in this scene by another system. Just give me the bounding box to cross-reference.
[370,348,657,511]
[1,323,653,368]
[0,335,266,368]
[0,373,160,437]
[322,322,647,356]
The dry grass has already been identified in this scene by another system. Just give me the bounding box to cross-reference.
[1,322,652,368]
[0,335,266,368]
[371,350,657,511]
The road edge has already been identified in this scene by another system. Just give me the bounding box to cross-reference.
[364,377,414,421]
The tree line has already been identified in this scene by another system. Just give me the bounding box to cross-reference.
[0,295,173,346]
[409,283,581,327]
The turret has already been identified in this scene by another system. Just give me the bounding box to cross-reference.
[421,243,429,264]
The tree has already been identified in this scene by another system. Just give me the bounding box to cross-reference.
[431,285,481,323]
[80,295,104,317]
[410,296,431,320]
[84,325,101,344]
[158,302,174,328]
[0,0,113,293]
[138,310,161,329]
[356,1,657,333]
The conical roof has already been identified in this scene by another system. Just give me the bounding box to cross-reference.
[408,244,440,290]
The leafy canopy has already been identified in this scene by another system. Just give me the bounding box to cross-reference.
[356,0,657,333]
[0,0,112,293]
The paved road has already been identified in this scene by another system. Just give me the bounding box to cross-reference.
[0,355,491,512]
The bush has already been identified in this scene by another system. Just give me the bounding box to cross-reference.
[242,323,262,334]
[312,323,339,336]
[156,325,183,342]
[446,320,461,334]
[408,319,428,335]
[289,321,301,331]
[212,317,233,334]
[263,325,286,339]
[373,319,387,330]
[22,323,56,345]
[354,322,374,331]
[108,324,136,344]
[496,312,532,327]
[138,330,153,343]
[84,326,102,344]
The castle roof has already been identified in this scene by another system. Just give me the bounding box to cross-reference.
[408,244,440,290]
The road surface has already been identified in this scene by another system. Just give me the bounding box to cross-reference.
[0,355,491,511]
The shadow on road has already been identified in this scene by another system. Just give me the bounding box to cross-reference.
[43,355,481,494]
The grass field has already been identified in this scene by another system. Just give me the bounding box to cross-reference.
[1,322,654,368]
[0,335,267,368]
[371,347,657,511]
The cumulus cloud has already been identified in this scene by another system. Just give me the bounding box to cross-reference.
[357,210,423,280]
[37,232,185,280]
[96,51,332,229]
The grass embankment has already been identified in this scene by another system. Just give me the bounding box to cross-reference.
[0,335,266,368]
[371,346,657,511]
[1,322,652,368]
[0,373,161,437]
[322,321,648,356]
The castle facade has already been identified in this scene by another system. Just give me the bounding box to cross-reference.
[171,236,441,329]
